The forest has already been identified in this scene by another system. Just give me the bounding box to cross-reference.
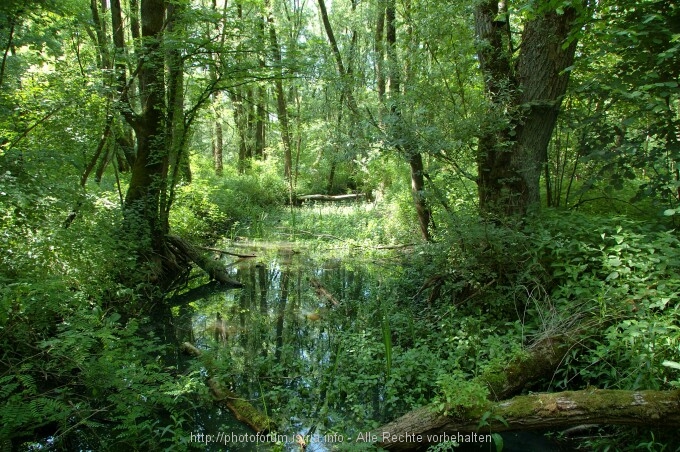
[1,0,680,450]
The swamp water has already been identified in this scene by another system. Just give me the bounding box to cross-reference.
[169,241,570,452]
[171,241,399,451]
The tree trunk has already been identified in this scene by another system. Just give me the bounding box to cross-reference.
[90,0,111,71]
[384,0,432,241]
[316,0,358,113]
[0,17,15,88]
[255,85,266,159]
[475,2,580,217]
[122,0,173,277]
[232,88,248,173]
[374,0,386,106]
[375,389,680,451]
[213,120,223,176]
[209,1,224,176]
[266,1,292,178]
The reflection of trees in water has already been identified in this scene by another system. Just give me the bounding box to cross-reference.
[181,251,393,436]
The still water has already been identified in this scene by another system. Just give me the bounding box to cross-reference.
[172,241,393,451]
[170,241,569,452]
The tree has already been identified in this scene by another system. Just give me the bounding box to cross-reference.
[474,1,583,217]
[555,0,680,214]
[384,0,432,241]
[121,0,175,278]
[266,0,293,181]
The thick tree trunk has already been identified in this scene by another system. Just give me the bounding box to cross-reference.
[475,2,579,216]
[375,389,680,451]
[124,0,167,259]
[481,335,570,401]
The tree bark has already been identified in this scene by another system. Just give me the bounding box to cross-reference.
[374,0,386,106]
[163,0,190,232]
[375,389,680,451]
[90,0,111,71]
[123,0,168,261]
[475,2,580,217]
[213,120,224,175]
[0,17,15,88]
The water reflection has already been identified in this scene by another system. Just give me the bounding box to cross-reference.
[174,242,382,451]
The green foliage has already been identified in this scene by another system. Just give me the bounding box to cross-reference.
[553,0,680,214]
[171,159,288,241]
[516,212,680,392]
[434,371,490,417]
[2,0,680,448]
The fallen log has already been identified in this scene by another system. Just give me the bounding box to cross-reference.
[371,333,585,450]
[309,277,340,306]
[166,235,243,287]
[375,389,680,451]
[297,193,364,202]
[181,342,275,433]
[199,245,257,259]
[481,335,571,401]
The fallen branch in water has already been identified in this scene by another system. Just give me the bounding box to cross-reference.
[181,342,275,433]
[199,245,257,258]
[166,235,243,287]
[309,277,340,306]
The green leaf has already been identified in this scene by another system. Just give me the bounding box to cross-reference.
[662,360,680,370]
[491,433,504,452]
[663,209,676,216]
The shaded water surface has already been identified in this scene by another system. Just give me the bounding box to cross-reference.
[174,241,394,451]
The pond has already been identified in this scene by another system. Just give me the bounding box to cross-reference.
[169,240,569,452]
[171,240,401,451]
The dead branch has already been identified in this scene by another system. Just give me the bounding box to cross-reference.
[181,342,275,433]
[199,245,257,258]
[309,277,340,306]
[166,235,243,287]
